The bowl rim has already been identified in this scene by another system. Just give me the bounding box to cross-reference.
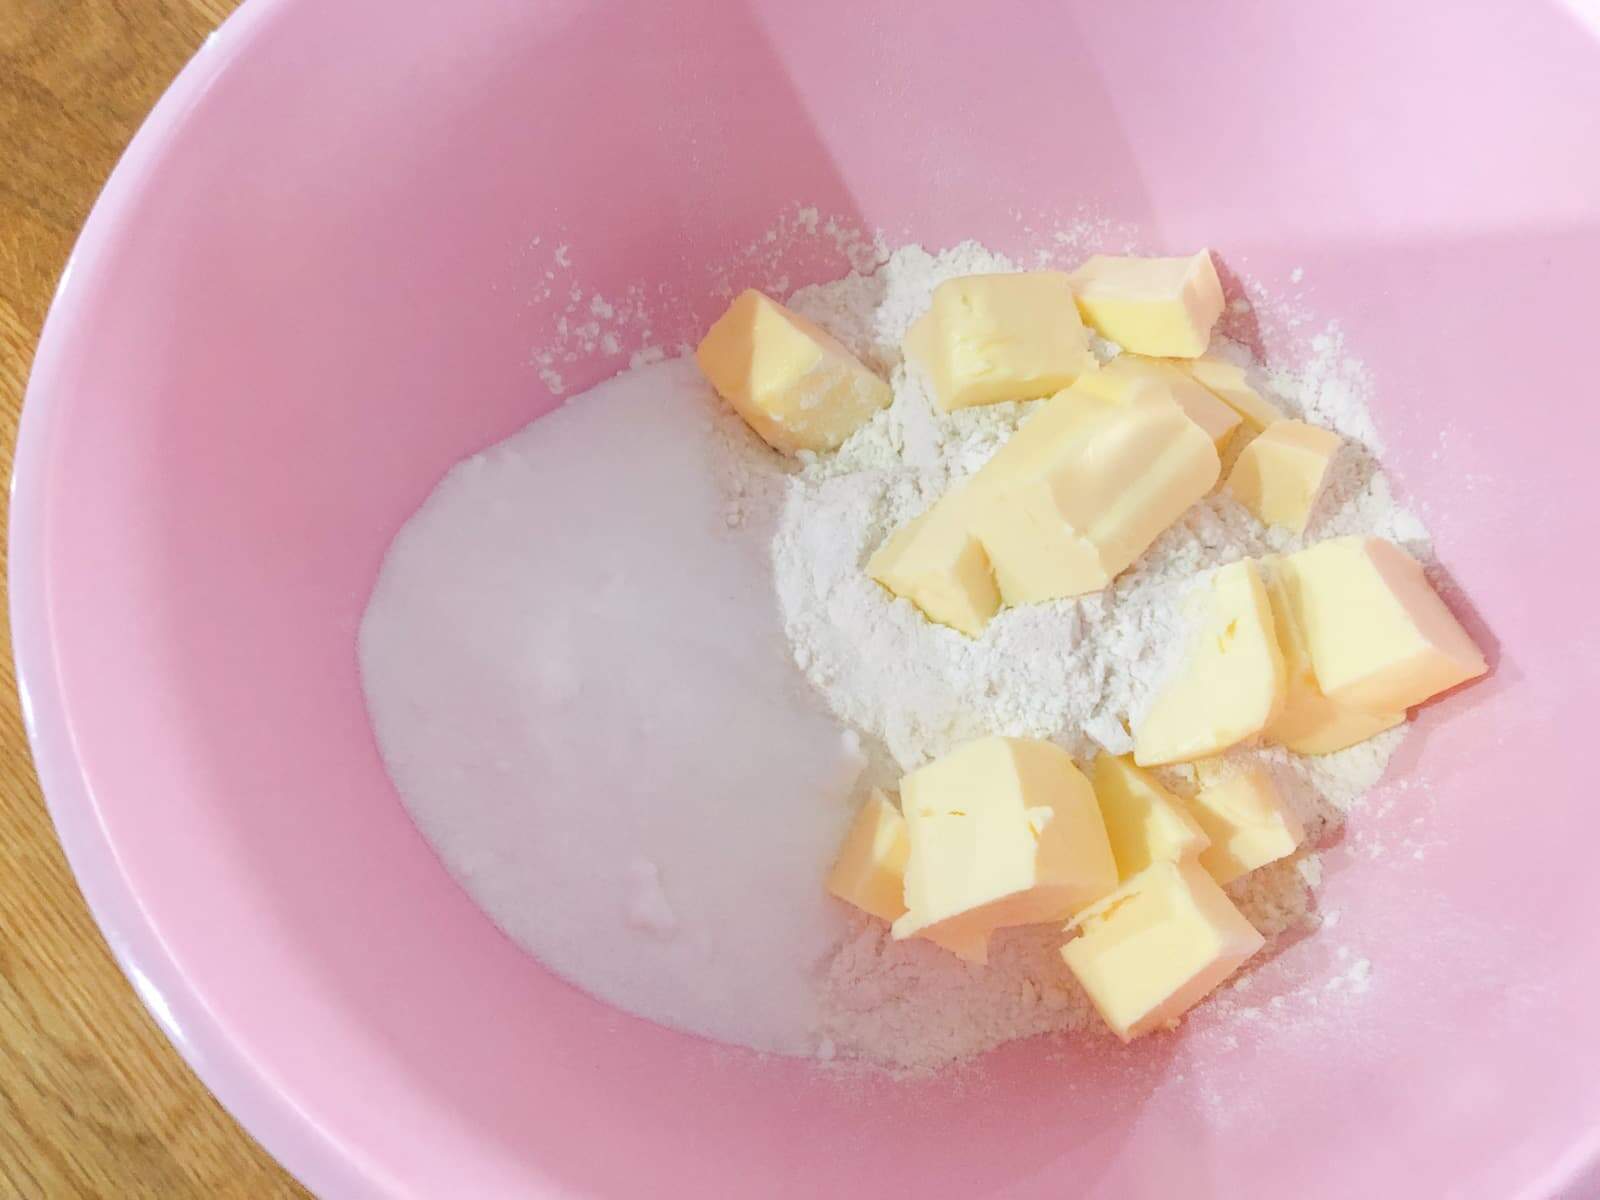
[7,0,380,1194]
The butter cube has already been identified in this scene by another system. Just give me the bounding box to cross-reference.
[1279,537,1487,713]
[1134,559,1287,766]
[1228,420,1343,532]
[870,379,1220,622]
[1073,354,1242,454]
[1185,768,1304,885]
[1261,558,1404,754]
[826,789,911,923]
[1061,859,1264,1041]
[1091,754,1209,881]
[1175,356,1284,434]
[904,272,1097,411]
[696,289,891,454]
[865,492,999,636]
[965,387,1220,604]
[824,789,993,963]
[893,737,1118,951]
[1068,251,1225,358]
[867,388,1126,628]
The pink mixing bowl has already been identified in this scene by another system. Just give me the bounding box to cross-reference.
[13,0,1600,1195]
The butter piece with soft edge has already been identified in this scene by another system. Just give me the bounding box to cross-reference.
[1061,858,1264,1042]
[1091,754,1209,882]
[965,386,1221,605]
[1174,356,1284,433]
[903,272,1097,412]
[866,388,1133,631]
[695,289,891,454]
[868,379,1219,630]
[1068,251,1225,358]
[1277,536,1487,713]
[892,737,1118,961]
[825,789,909,923]
[1184,767,1304,885]
[824,789,994,963]
[865,490,999,637]
[1228,420,1343,533]
[1134,559,1287,766]
[1072,354,1243,454]
[1261,556,1404,754]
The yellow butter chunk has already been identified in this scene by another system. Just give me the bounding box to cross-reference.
[695,289,891,454]
[1061,859,1264,1041]
[861,396,1086,636]
[1072,354,1242,454]
[1067,251,1225,358]
[1276,537,1487,713]
[1174,356,1284,434]
[892,737,1118,958]
[824,789,993,963]
[1091,754,1209,882]
[865,491,999,636]
[1134,559,1287,766]
[826,789,911,923]
[1185,768,1304,885]
[965,387,1221,604]
[1228,420,1343,533]
[1261,558,1404,754]
[903,272,1097,411]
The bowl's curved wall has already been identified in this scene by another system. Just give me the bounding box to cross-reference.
[13,0,1600,1196]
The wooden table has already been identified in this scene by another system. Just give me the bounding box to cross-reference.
[0,3,309,1196]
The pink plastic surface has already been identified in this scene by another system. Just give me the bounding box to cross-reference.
[11,0,1600,1196]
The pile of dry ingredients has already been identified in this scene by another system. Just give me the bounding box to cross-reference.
[360,233,1426,1074]
[774,242,1426,1067]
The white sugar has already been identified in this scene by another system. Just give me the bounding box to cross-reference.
[360,357,861,1056]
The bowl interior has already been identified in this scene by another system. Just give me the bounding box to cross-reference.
[16,0,1600,1195]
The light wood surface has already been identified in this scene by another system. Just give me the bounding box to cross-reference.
[0,2,310,1196]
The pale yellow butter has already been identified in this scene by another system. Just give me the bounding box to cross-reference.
[825,788,911,923]
[1261,557,1405,754]
[865,491,999,637]
[1278,536,1488,713]
[1184,767,1304,885]
[1228,420,1343,533]
[1175,356,1284,433]
[904,272,1097,412]
[861,391,1103,635]
[1067,251,1225,358]
[1134,559,1287,766]
[892,737,1118,957]
[1061,858,1264,1041]
[965,387,1220,604]
[695,288,891,454]
[824,789,994,963]
[1090,754,1209,881]
[1073,354,1242,454]
[868,378,1219,626]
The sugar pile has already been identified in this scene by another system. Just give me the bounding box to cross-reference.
[360,357,864,1056]
[360,234,1426,1073]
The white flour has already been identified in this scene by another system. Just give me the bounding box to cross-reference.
[768,242,1425,1069]
[362,233,1426,1073]
[777,243,1424,775]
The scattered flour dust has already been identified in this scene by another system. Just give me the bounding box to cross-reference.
[361,231,1424,1074]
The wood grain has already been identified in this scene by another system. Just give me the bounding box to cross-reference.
[0,2,309,1196]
